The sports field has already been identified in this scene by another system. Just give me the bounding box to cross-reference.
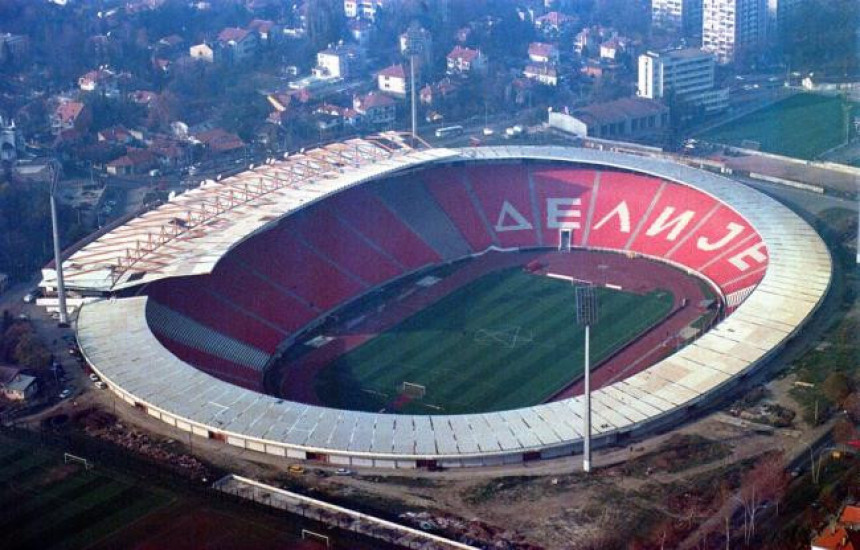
[702,93,855,160]
[314,268,674,414]
[0,434,171,550]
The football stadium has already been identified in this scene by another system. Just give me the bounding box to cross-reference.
[41,134,832,469]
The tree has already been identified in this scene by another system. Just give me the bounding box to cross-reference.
[843,392,860,423]
[13,332,51,369]
[736,453,788,544]
[833,418,857,444]
[822,372,853,406]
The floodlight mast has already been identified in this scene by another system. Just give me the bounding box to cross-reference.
[410,54,418,147]
[575,284,598,473]
[49,161,69,325]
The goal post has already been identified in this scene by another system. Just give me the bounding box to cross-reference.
[400,381,426,399]
[301,530,330,548]
[64,453,93,471]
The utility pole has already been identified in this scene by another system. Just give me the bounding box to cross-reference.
[575,284,598,473]
[49,160,69,325]
[410,54,418,147]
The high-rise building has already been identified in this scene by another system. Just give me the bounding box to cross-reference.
[702,0,766,64]
[765,0,803,40]
[651,0,704,37]
[638,48,729,113]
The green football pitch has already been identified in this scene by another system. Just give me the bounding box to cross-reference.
[0,435,172,550]
[314,268,674,415]
[702,93,856,160]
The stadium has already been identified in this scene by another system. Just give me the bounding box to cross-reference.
[42,134,832,469]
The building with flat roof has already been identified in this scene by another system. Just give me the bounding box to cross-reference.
[702,0,766,64]
[638,48,729,113]
[548,97,669,139]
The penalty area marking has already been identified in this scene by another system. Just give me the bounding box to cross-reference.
[474,326,535,349]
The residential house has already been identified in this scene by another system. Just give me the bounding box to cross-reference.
[216,27,258,62]
[247,19,279,43]
[548,97,669,139]
[106,149,158,176]
[377,64,409,97]
[189,43,215,63]
[78,68,117,93]
[353,92,396,127]
[97,126,137,145]
[129,90,158,106]
[446,46,487,76]
[524,63,558,86]
[0,366,37,401]
[420,78,460,106]
[534,11,577,35]
[600,37,629,61]
[528,42,560,65]
[156,34,184,53]
[194,128,245,157]
[50,100,91,136]
[314,44,363,79]
[314,103,360,131]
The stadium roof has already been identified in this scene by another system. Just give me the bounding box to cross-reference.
[75,145,831,464]
[43,133,451,292]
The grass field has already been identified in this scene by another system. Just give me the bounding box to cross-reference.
[702,93,855,160]
[0,434,172,550]
[314,268,674,414]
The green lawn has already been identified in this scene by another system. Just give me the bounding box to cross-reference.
[0,435,172,550]
[702,93,855,160]
[314,268,674,414]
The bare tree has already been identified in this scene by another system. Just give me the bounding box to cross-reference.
[735,452,788,544]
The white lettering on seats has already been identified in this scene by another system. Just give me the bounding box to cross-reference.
[495,201,533,232]
[592,201,631,233]
[644,207,695,241]
[697,222,745,251]
[728,242,768,271]
[546,198,582,229]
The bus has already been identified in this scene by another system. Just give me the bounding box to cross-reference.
[435,125,464,138]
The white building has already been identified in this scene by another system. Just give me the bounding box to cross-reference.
[651,0,703,36]
[314,44,363,79]
[702,0,766,64]
[189,43,215,63]
[376,64,409,97]
[638,48,729,113]
[344,0,384,21]
[446,46,487,76]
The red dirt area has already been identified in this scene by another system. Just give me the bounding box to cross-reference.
[278,250,717,406]
[91,506,331,550]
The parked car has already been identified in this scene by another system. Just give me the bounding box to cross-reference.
[58,389,72,399]
[89,373,99,382]
[94,381,106,389]
[288,464,305,474]
[334,468,353,476]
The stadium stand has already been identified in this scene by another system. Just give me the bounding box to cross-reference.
[373,176,473,261]
[467,164,540,248]
[532,165,598,248]
[330,188,441,269]
[152,334,263,391]
[422,167,496,252]
[146,276,286,352]
[584,171,663,250]
[295,208,402,286]
[145,300,270,370]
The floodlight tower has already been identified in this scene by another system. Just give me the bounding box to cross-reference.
[575,284,598,472]
[409,54,418,147]
[49,160,69,325]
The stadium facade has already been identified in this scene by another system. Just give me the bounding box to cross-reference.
[43,137,831,468]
